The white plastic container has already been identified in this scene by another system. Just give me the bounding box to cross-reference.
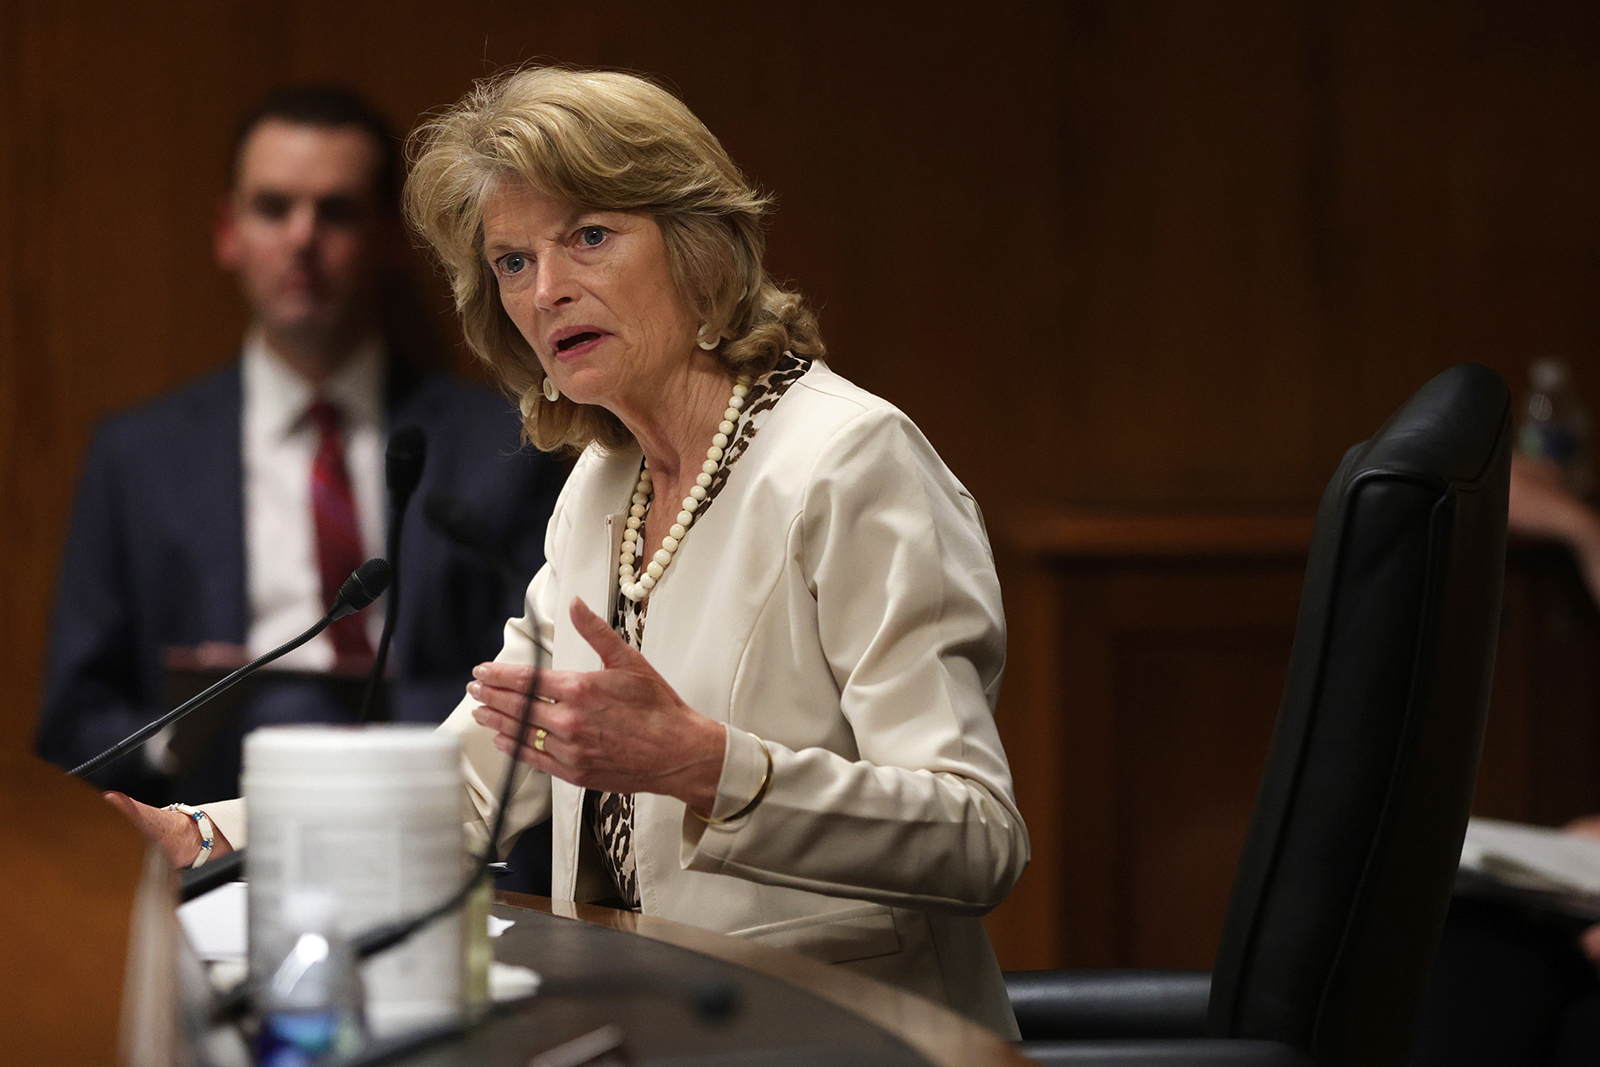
[244,725,466,1036]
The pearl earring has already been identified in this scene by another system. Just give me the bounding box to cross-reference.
[542,377,560,402]
[697,323,720,351]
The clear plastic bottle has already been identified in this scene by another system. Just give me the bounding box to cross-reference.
[256,889,367,1067]
[1519,358,1591,495]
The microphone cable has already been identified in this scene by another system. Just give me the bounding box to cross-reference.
[350,654,540,959]
[358,428,426,723]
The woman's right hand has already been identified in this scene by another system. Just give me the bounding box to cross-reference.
[102,791,234,869]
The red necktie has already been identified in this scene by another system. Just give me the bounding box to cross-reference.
[307,400,374,663]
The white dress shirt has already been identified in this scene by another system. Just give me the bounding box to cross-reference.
[241,333,386,668]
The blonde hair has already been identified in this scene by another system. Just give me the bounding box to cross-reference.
[405,66,824,452]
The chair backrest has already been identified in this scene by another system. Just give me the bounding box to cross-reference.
[1207,364,1511,1066]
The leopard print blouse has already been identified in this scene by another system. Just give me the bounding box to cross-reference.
[585,351,811,909]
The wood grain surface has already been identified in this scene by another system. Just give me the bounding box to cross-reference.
[0,750,159,1065]
[498,891,1033,1067]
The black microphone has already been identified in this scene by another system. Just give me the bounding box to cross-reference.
[70,558,393,779]
[423,490,528,589]
[358,428,426,722]
[332,558,393,619]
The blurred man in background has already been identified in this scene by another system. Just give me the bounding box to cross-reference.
[34,88,563,886]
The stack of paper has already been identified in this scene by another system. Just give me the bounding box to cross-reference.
[1460,817,1600,896]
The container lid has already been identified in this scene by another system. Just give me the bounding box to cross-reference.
[244,724,460,777]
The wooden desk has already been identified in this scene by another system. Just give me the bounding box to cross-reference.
[2,753,1030,1065]
[386,892,1028,1067]
[0,749,177,1067]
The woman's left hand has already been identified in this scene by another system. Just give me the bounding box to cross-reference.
[468,597,727,814]
[102,791,234,869]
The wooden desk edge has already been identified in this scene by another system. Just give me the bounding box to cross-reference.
[495,892,1031,1067]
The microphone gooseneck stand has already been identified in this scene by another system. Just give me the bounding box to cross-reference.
[188,432,422,895]
[71,558,393,781]
[358,427,426,723]
[332,665,741,1058]
[72,559,391,902]
[181,847,245,901]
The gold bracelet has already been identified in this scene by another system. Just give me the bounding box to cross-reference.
[691,735,773,826]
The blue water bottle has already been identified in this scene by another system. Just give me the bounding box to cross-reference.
[256,889,367,1067]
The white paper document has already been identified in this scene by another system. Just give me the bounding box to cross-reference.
[178,881,249,961]
[176,881,518,963]
[1461,817,1600,895]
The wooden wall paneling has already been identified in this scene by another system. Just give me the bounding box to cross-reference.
[1317,1,1600,455]
[1048,566,1125,968]
[1038,0,1600,514]
[983,551,1067,970]
[1520,559,1600,824]
[1050,3,1330,509]
[0,4,22,755]
[1473,556,1537,822]
[0,4,268,753]
[1104,565,1300,970]
[4,2,45,754]
[2,1,60,757]
[997,513,1308,971]
[116,1,1078,509]
[986,558,1125,970]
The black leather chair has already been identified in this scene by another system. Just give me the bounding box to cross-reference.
[1008,364,1512,1067]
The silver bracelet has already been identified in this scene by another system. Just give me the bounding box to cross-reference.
[164,803,215,869]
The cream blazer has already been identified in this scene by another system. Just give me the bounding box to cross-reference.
[214,361,1028,1035]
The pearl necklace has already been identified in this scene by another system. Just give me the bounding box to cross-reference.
[619,379,751,602]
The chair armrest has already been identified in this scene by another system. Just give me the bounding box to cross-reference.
[1018,1038,1313,1067]
[1005,969,1212,1040]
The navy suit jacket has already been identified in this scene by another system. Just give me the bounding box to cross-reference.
[36,358,566,804]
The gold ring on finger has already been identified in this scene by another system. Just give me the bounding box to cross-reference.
[533,727,548,753]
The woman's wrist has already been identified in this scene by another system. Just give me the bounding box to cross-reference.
[677,719,729,817]
[164,804,216,868]
[689,734,773,826]
[684,723,777,825]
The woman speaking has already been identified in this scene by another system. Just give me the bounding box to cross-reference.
[125,67,1029,1035]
